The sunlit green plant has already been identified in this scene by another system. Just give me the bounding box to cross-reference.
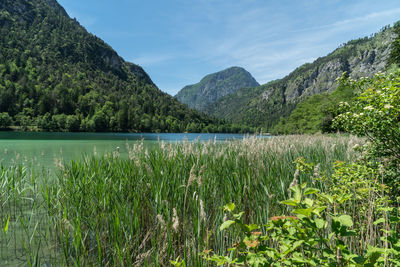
[203,163,399,266]
[333,68,400,193]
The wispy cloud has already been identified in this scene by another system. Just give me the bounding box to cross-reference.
[132,54,174,67]
[55,0,400,94]
[173,3,400,85]
[332,8,400,28]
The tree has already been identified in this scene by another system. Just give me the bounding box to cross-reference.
[92,110,108,132]
[388,21,400,66]
[0,112,12,128]
[333,69,400,193]
[66,115,80,131]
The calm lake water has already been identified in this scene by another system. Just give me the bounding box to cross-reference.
[0,132,253,171]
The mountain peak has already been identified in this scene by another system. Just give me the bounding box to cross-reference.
[0,0,224,133]
[175,66,259,111]
[204,25,395,131]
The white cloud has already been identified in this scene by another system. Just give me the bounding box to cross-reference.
[175,4,400,85]
[132,54,174,67]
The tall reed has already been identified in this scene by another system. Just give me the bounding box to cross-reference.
[48,134,361,265]
[0,165,58,266]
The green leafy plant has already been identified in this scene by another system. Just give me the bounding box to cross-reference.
[333,68,400,194]
[203,159,400,266]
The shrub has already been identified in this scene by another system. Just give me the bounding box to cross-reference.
[333,69,400,193]
[200,161,399,266]
[196,70,400,266]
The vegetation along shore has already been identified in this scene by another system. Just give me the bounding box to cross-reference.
[0,0,400,266]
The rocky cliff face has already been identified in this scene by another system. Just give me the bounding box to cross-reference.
[283,36,392,101]
[175,66,259,111]
[205,26,394,129]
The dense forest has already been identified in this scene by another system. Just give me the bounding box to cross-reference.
[0,0,251,133]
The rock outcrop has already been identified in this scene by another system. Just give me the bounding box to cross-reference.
[205,26,395,129]
[175,66,259,111]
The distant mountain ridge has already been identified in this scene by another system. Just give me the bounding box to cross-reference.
[204,25,395,130]
[0,0,228,132]
[175,66,259,111]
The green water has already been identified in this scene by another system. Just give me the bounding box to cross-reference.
[0,132,251,171]
[0,131,262,265]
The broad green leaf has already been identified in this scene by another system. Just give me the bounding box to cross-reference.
[233,211,244,220]
[304,188,319,195]
[247,252,269,266]
[293,208,312,217]
[223,203,235,212]
[293,185,302,203]
[380,207,394,212]
[373,218,385,225]
[304,198,314,207]
[220,220,235,231]
[337,215,353,227]
[337,193,353,204]
[328,233,335,240]
[292,252,308,263]
[315,218,326,229]
[313,206,327,216]
[245,224,259,232]
[292,240,305,250]
[281,199,297,206]
[319,193,334,204]
[353,256,365,264]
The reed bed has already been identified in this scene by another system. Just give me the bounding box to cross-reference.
[0,165,59,266]
[0,134,362,265]
[43,134,361,266]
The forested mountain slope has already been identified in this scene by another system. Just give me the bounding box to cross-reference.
[205,25,395,131]
[175,66,259,111]
[0,0,225,132]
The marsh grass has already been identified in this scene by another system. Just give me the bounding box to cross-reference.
[0,134,362,265]
[45,134,361,266]
[0,165,59,266]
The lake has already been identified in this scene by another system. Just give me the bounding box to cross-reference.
[0,132,256,172]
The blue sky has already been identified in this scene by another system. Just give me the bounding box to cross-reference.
[57,0,400,95]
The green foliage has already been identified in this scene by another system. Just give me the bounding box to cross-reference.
[334,69,400,192]
[273,73,356,134]
[0,0,242,133]
[203,69,400,267]
[176,67,259,111]
[0,112,12,128]
[43,135,356,265]
[388,21,400,66]
[204,162,399,266]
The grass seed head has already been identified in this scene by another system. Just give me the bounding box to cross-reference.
[172,208,179,232]
[200,199,206,221]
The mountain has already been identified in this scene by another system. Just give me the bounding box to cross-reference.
[272,77,357,134]
[204,25,395,131]
[175,66,259,111]
[0,0,229,133]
